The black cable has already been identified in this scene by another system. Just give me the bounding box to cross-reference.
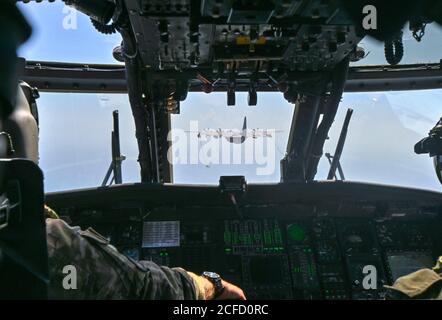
[90,18,117,35]
[384,34,404,65]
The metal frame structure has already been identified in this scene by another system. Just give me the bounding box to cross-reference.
[20,60,442,94]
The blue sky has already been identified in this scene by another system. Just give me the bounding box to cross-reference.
[18,1,122,63]
[17,1,442,192]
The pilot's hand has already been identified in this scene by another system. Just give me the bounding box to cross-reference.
[202,277,246,300]
[215,280,246,300]
[188,272,246,300]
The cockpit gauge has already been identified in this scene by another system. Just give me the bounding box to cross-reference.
[339,223,377,254]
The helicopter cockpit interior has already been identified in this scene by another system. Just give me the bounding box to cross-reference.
[1,0,442,300]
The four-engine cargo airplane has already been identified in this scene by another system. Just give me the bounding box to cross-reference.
[188,117,283,144]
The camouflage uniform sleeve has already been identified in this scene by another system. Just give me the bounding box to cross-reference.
[46,218,198,300]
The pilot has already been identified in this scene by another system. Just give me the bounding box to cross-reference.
[384,257,442,299]
[0,1,245,301]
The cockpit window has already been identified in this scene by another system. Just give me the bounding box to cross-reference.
[171,93,294,185]
[38,90,441,192]
[38,92,140,192]
[353,23,442,66]
[18,2,122,64]
[317,90,442,191]
[38,92,294,191]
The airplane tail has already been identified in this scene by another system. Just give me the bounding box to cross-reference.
[242,117,247,132]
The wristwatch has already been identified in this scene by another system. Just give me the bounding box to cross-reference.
[201,271,225,299]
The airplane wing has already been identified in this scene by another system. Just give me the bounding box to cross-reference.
[244,129,284,138]
[192,129,223,138]
[203,131,220,137]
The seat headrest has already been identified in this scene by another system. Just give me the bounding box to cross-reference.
[3,82,39,163]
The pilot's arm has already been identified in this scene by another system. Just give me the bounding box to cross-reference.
[45,216,245,300]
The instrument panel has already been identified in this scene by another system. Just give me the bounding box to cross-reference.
[75,216,440,300]
[125,0,362,72]
[47,181,442,300]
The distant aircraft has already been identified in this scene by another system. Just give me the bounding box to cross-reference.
[188,117,282,144]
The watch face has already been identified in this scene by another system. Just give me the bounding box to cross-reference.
[203,271,220,279]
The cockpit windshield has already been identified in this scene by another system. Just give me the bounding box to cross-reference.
[18,2,442,192]
[36,89,442,192]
